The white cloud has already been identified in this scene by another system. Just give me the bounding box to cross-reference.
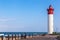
[0,17,17,32]
[0,18,8,22]
[0,17,16,22]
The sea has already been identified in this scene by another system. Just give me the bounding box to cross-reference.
[0,32,47,36]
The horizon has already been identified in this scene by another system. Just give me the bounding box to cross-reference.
[0,0,60,32]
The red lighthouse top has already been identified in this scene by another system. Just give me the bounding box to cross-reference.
[47,5,54,14]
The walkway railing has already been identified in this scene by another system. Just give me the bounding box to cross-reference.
[0,33,33,40]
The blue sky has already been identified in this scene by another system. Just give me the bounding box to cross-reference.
[0,0,60,32]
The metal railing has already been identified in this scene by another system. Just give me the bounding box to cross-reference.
[0,34,33,40]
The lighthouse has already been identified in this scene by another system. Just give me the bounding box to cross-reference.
[47,5,54,34]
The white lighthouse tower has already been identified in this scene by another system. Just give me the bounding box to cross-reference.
[47,5,54,34]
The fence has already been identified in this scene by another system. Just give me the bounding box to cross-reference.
[0,33,33,40]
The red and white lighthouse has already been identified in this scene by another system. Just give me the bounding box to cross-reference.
[47,5,54,34]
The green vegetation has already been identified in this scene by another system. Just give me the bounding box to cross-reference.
[52,32,60,35]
